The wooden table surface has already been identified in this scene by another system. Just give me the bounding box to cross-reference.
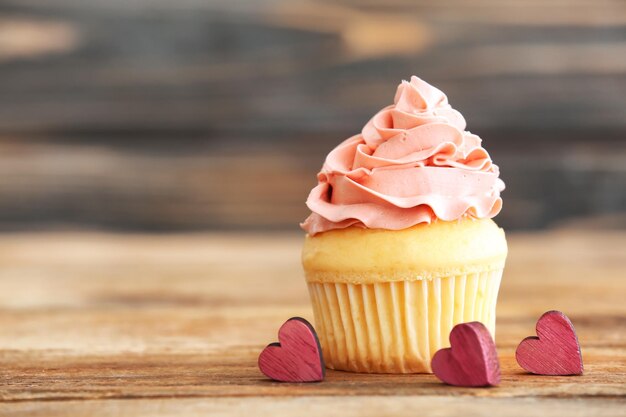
[0,229,624,416]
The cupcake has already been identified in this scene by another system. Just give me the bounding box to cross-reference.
[301,76,507,373]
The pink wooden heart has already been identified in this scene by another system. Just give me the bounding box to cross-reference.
[258,317,325,382]
[431,321,501,387]
[515,310,583,375]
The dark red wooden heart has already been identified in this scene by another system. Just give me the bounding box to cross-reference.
[431,321,500,387]
[515,310,583,375]
[258,317,325,382]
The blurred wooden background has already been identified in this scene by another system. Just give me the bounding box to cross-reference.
[0,0,624,231]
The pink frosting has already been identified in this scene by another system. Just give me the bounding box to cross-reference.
[301,76,504,235]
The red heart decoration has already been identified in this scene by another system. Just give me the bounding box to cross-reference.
[431,321,501,387]
[515,310,583,375]
[258,317,325,382]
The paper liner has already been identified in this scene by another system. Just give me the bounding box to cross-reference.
[307,269,503,373]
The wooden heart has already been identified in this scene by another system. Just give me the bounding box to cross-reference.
[515,310,583,375]
[431,321,501,387]
[258,317,325,382]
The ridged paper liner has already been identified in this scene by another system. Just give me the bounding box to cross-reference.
[307,269,503,373]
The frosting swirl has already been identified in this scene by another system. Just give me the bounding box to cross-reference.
[301,76,504,235]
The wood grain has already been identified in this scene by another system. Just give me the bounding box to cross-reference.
[0,230,624,415]
[0,1,624,231]
[0,134,623,231]
[515,311,584,376]
[431,322,501,387]
[258,317,325,382]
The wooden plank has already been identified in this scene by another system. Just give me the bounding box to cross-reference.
[0,1,624,133]
[0,230,624,416]
[0,137,623,231]
[3,397,625,417]
[0,325,624,400]
[0,1,625,231]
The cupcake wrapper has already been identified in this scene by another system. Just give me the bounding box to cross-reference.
[307,269,503,373]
